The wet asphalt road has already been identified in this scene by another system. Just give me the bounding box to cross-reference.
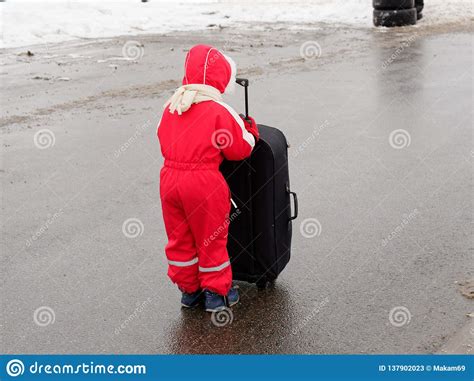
[1,23,472,354]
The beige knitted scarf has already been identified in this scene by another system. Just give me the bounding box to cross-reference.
[164,84,222,115]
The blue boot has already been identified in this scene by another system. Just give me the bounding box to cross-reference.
[227,287,240,307]
[181,290,203,308]
[204,287,240,312]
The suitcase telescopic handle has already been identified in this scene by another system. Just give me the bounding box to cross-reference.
[236,77,249,120]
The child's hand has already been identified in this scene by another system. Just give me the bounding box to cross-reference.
[240,115,259,142]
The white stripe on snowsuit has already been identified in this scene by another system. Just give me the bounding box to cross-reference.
[215,101,255,149]
[168,258,198,267]
[199,260,230,273]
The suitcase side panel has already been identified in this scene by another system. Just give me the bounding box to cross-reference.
[255,125,292,279]
[249,138,277,279]
[221,124,293,283]
[219,159,256,280]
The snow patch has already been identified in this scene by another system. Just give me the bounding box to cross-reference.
[0,0,471,49]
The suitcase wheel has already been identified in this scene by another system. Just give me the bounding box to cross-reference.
[256,279,275,289]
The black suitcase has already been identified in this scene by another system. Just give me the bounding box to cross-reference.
[220,79,298,288]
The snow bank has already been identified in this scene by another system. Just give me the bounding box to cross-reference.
[0,0,471,49]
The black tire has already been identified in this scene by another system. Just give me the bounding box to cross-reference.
[417,11,423,20]
[373,8,417,27]
[416,0,423,14]
[373,0,415,10]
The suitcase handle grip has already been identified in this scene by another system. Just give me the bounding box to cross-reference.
[236,78,249,87]
[289,190,298,221]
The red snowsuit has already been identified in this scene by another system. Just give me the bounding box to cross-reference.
[158,45,258,296]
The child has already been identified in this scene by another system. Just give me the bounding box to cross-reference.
[157,45,259,312]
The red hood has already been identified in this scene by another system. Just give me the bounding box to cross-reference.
[182,44,235,94]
